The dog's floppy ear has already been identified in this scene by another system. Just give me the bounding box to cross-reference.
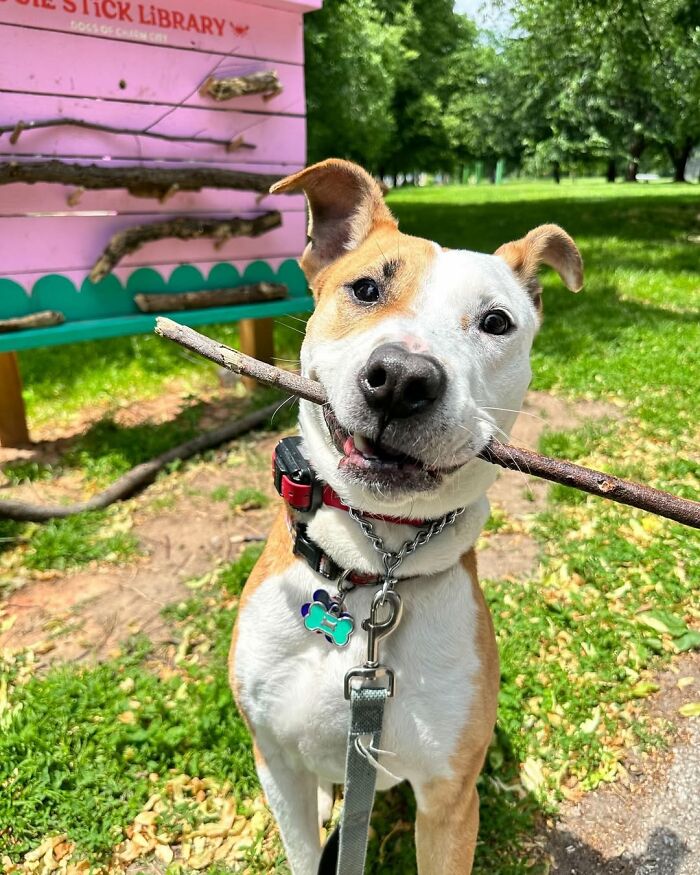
[270,159,397,282]
[495,224,583,306]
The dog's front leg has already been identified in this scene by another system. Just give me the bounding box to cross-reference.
[413,739,489,875]
[414,781,480,875]
[254,737,322,875]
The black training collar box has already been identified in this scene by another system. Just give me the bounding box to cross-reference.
[273,436,323,513]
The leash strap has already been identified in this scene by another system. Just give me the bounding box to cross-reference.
[336,687,388,875]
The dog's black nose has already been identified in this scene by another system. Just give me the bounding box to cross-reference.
[358,343,446,419]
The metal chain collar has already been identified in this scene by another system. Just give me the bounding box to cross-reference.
[348,505,465,597]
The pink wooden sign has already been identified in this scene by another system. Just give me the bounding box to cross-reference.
[0,0,317,301]
[0,25,306,114]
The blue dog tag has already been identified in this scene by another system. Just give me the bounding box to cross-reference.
[301,589,354,646]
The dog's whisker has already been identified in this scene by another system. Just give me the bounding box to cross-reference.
[270,395,297,424]
[477,404,546,423]
[274,320,306,336]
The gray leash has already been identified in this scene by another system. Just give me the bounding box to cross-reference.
[327,507,464,875]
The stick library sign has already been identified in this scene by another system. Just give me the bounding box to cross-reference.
[0,0,318,51]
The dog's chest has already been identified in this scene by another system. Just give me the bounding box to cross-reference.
[233,560,483,788]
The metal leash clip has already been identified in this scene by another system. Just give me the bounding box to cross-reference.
[344,589,403,699]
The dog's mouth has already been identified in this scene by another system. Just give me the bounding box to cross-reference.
[322,406,464,489]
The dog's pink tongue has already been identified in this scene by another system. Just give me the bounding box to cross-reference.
[340,435,371,469]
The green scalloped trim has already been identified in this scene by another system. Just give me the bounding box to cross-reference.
[0,259,307,321]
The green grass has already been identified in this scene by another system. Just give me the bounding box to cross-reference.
[0,548,263,860]
[1,179,698,872]
[17,320,305,430]
[0,510,138,575]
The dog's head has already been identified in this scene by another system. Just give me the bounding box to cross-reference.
[272,159,583,517]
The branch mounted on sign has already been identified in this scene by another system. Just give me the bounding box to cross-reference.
[89,212,282,282]
[1,119,255,153]
[0,311,65,333]
[134,282,288,313]
[200,70,283,101]
[0,160,280,200]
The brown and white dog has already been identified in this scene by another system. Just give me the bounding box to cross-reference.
[229,159,583,875]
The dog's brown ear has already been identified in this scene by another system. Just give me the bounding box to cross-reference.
[270,159,397,282]
[495,224,583,306]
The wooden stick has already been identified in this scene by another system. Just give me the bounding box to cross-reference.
[89,212,281,282]
[134,282,287,314]
[200,71,283,101]
[2,118,255,153]
[155,318,700,530]
[0,310,64,333]
[0,160,280,199]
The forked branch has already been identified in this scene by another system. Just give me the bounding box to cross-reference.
[89,212,281,282]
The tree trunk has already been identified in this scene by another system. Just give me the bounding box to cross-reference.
[606,159,617,183]
[625,138,645,182]
[671,138,694,182]
[552,161,561,184]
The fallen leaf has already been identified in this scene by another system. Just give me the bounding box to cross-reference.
[674,630,700,653]
[520,757,546,794]
[679,702,700,718]
[580,706,601,734]
[637,610,688,638]
[629,681,660,699]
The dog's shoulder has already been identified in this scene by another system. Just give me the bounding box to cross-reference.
[228,506,294,707]
[238,506,294,615]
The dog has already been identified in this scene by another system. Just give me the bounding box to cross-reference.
[229,158,583,875]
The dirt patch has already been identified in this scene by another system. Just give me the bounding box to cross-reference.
[477,391,619,580]
[546,653,700,874]
[0,431,283,663]
[0,390,618,663]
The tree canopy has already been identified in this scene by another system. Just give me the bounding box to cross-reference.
[304,0,700,181]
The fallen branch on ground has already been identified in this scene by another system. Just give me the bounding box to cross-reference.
[134,282,287,313]
[0,403,281,522]
[0,160,280,199]
[89,212,281,282]
[1,118,255,153]
[155,318,700,530]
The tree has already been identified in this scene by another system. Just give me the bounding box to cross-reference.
[445,40,527,173]
[304,0,410,172]
[505,0,700,181]
[375,0,480,176]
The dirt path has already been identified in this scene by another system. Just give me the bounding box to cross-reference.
[547,653,700,874]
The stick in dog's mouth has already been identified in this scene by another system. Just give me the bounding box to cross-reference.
[154,317,700,530]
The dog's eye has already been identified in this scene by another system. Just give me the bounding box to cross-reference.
[351,278,380,304]
[480,309,513,335]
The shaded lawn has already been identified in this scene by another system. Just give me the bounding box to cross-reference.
[1,179,698,873]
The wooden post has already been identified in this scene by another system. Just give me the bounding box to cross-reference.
[0,352,30,447]
[238,318,274,392]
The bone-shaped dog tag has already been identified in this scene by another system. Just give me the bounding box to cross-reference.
[304,601,355,647]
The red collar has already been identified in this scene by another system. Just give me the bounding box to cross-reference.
[320,484,427,527]
[272,436,428,527]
